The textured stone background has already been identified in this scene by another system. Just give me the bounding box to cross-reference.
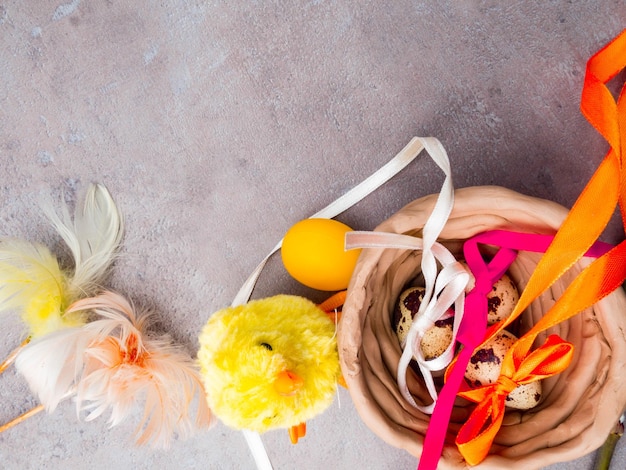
[1,1,625,469]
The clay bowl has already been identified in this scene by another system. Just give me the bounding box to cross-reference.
[339,186,626,469]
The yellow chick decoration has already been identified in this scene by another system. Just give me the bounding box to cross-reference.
[197,294,342,443]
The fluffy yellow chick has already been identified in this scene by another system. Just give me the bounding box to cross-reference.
[197,294,341,443]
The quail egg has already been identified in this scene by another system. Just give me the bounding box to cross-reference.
[394,287,454,360]
[460,261,520,325]
[465,329,542,410]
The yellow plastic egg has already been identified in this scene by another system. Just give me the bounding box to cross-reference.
[281,218,361,291]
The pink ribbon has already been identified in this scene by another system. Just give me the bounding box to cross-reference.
[417,230,612,470]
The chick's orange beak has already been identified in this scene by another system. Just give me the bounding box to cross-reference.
[274,370,304,396]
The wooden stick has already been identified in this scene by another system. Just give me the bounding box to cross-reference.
[0,404,44,434]
[594,414,625,470]
[0,338,31,374]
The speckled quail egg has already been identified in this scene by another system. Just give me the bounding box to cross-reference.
[487,273,520,325]
[460,261,520,325]
[465,329,542,410]
[393,287,454,360]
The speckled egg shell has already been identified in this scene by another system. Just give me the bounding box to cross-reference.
[459,261,519,325]
[394,287,425,346]
[420,314,454,360]
[394,287,454,360]
[488,273,519,325]
[465,329,542,410]
[506,381,542,410]
[465,330,515,385]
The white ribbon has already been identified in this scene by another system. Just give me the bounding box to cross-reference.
[231,137,427,307]
[345,233,468,414]
[229,137,449,469]
[242,430,274,470]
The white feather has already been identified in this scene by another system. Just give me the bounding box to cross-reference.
[15,291,213,447]
[14,326,95,411]
[43,183,123,298]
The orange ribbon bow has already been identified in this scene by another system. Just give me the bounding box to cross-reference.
[455,29,626,466]
[456,335,574,463]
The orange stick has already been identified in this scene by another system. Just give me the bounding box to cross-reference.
[0,338,31,374]
[0,404,44,434]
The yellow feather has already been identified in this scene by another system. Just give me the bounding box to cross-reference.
[0,183,122,339]
[0,239,80,338]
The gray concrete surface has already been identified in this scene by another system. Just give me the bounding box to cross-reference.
[1,1,625,469]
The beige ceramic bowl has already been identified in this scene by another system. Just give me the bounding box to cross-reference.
[339,186,626,469]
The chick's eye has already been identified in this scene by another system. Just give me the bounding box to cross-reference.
[260,342,273,351]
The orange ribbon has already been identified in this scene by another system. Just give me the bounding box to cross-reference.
[455,29,626,466]
[456,335,574,464]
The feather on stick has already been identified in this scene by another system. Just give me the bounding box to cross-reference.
[14,291,213,447]
[0,239,73,338]
[0,183,123,342]
[41,183,124,300]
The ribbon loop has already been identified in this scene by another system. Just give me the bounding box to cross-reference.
[510,334,574,379]
[456,335,574,466]
[581,29,626,150]
[453,30,626,467]
[345,138,464,416]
